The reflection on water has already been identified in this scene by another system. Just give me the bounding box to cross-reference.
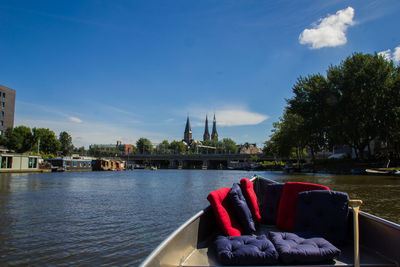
[0,170,399,265]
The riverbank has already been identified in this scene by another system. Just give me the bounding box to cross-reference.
[0,169,52,173]
[293,159,400,175]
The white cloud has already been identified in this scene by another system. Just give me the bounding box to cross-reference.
[378,49,392,61]
[68,116,83,123]
[378,46,400,63]
[393,46,400,63]
[299,7,355,49]
[190,106,269,127]
[215,109,269,126]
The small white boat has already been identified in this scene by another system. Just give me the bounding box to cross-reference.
[140,175,400,267]
[365,168,396,176]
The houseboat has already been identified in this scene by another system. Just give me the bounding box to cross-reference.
[92,159,126,171]
[44,158,92,172]
[0,153,41,173]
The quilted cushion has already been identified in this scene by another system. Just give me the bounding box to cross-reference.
[214,235,279,265]
[228,183,256,234]
[269,232,341,264]
[276,182,330,231]
[261,183,284,224]
[294,190,349,244]
[240,178,262,223]
[207,188,242,236]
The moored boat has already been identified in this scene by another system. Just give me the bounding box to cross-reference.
[365,168,397,176]
[140,175,400,267]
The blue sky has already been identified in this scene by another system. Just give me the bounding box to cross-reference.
[1,0,400,148]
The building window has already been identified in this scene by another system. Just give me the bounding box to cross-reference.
[2,93,5,99]
[2,102,4,109]
[1,112,4,119]
[0,130,2,135]
[73,161,77,167]
[28,158,37,168]
[1,121,3,126]
[6,157,12,168]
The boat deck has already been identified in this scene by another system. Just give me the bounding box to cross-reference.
[181,225,397,267]
[140,177,400,267]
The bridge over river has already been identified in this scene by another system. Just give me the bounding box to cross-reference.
[120,154,279,169]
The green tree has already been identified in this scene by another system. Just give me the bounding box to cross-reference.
[221,138,238,154]
[267,52,400,161]
[287,74,333,160]
[381,65,400,157]
[59,131,74,156]
[136,138,153,154]
[32,128,61,155]
[169,140,187,154]
[3,126,33,153]
[327,52,397,158]
[250,155,259,163]
[264,109,307,163]
[155,140,170,154]
[73,146,87,156]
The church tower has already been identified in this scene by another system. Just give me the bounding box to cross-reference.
[211,114,218,141]
[183,115,192,144]
[203,115,210,141]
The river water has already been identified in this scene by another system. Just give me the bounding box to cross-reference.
[0,170,399,266]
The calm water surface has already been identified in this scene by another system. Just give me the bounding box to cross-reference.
[0,170,399,266]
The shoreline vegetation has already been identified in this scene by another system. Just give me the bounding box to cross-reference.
[263,52,400,171]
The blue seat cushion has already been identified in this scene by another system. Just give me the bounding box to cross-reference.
[294,190,349,244]
[214,235,279,265]
[269,232,341,264]
[261,183,284,224]
[228,183,256,234]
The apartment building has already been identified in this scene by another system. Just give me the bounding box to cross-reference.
[0,85,16,135]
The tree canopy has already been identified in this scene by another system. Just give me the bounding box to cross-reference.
[136,138,153,154]
[3,126,33,153]
[0,126,65,156]
[169,140,187,154]
[59,131,74,156]
[265,52,400,160]
[32,128,61,155]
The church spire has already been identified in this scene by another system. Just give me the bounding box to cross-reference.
[184,115,192,143]
[203,115,210,141]
[211,114,218,141]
